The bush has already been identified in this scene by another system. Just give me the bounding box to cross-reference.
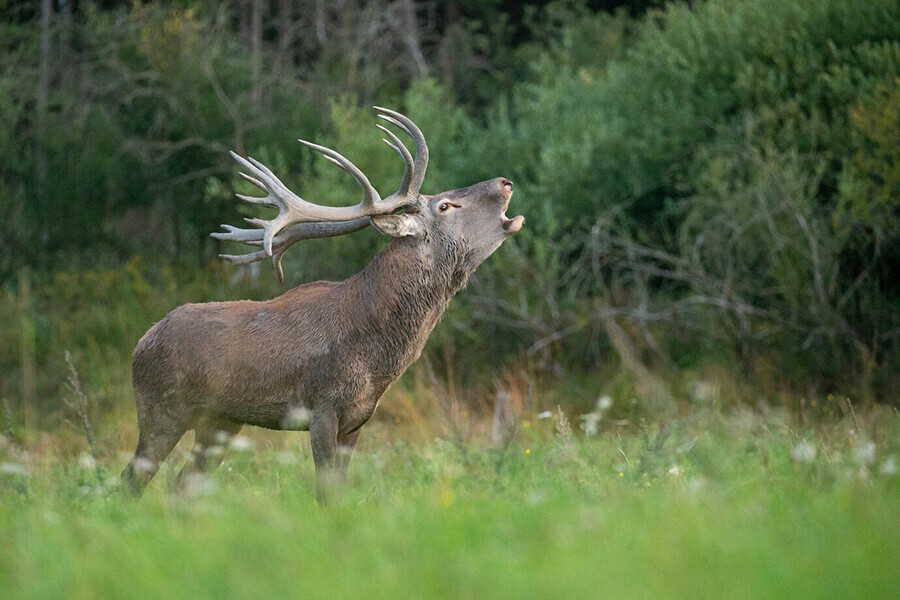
[469,0,900,399]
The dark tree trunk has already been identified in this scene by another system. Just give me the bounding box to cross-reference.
[35,0,52,256]
[314,0,327,44]
[251,0,265,104]
[277,0,293,73]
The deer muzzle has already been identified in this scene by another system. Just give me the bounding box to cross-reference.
[498,178,524,234]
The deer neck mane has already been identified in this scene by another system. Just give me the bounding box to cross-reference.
[337,238,473,372]
[360,237,472,319]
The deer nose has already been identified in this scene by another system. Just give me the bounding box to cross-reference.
[500,178,513,192]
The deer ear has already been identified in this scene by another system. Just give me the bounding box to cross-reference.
[370,214,425,239]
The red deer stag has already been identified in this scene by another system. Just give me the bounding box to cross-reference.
[121,108,524,501]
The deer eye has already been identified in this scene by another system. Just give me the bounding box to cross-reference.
[439,202,450,212]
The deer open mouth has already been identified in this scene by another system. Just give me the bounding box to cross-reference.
[502,214,524,233]
[501,193,524,234]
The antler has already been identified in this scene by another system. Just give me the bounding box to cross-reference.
[373,106,429,198]
[212,107,430,282]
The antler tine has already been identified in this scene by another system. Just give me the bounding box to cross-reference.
[230,152,292,201]
[220,247,290,284]
[238,171,268,192]
[376,124,414,197]
[211,224,264,242]
[229,151,303,256]
[373,106,429,199]
[297,140,379,209]
[215,217,371,282]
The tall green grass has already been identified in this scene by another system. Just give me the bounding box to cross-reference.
[1,404,897,600]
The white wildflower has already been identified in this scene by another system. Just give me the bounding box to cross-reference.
[689,381,716,404]
[77,452,97,469]
[525,490,548,505]
[79,485,105,497]
[282,406,311,430]
[668,465,681,476]
[1,462,27,476]
[132,457,155,474]
[579,396,612,436]
[791,440,817,464]
[596,395,613,412]
[685,476,706,495]
[230,436,253,452]
[275,451,298,465]
[537,410,553,420]
[213,430,232,445]
[182,473,218,498]
[878,456,896,476]
[580,412,601,436]
[205,445,225,458]
[854,442,876,466]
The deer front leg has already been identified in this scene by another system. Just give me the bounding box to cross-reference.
[309,411,339,504]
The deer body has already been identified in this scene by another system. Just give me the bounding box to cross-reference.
[122,110,523,501]
[132,239,462,435]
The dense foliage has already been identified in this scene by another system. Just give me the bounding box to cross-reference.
[2,0,899,410]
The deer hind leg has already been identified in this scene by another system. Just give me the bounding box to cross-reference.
[335,429,361,483]
[121,413,190,497]
[174,416,242,490]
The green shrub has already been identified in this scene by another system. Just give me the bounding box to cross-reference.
[465,0,900,399]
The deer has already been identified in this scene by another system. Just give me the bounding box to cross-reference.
[121,107,524,501]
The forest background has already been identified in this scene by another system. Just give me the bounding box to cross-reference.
[1,0,899,429]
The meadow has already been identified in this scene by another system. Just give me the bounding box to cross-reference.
[1,386,898,600]
[2,1,900,598]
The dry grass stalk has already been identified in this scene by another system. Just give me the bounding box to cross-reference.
[64,351,103,481]
[1,397,14,442]
[491,390,517,447]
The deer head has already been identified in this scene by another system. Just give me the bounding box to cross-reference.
[212,107,524,282]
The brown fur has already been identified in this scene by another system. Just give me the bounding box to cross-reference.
[121,178,522,501]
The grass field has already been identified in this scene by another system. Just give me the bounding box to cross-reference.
[1,399,898,600]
